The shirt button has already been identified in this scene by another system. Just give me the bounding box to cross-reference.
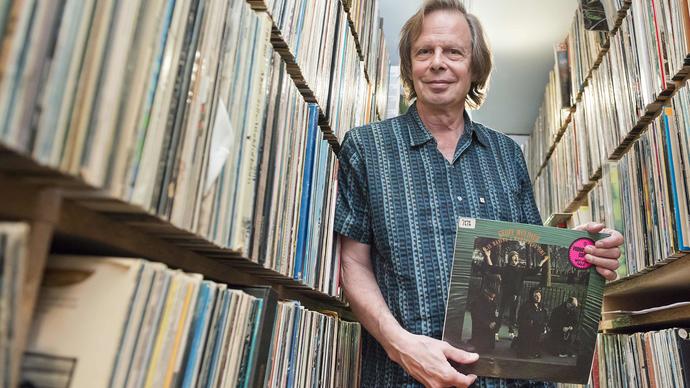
[479,197,486,204]
[457,196,463,202]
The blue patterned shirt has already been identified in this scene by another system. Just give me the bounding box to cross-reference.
[334,103,551,387]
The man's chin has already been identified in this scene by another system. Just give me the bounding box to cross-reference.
[418,96,462,108]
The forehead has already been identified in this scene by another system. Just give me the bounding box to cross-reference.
[414,10,471,47]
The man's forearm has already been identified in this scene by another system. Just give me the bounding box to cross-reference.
[340,239,407,359]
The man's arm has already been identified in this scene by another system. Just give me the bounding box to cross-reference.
[340,235,478,388]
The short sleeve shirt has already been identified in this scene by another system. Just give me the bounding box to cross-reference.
[334,103,549,387]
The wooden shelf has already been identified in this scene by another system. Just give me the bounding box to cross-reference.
[0,177,60,388]
[600,304,690,332]
[0,144,351,318]
[609,65,690,160]
[265,16,341,152]
[604,253,690,311]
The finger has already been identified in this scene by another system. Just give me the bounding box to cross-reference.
[596,266,618,281]
[595,229,623,249]
[585,254,620,271]
[585,245,621,259]
[443,370,477,388]
[442,343,479,364]
[573,222,604,233]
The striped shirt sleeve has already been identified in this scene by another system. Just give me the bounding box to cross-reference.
[334,130,373,244]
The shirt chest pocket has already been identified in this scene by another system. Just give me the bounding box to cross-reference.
[483,184,522,222]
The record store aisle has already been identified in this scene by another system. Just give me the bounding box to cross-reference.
[0,0,689,387]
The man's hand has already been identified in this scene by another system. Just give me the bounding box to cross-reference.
[573,222,623,280]
[387,331,478,388]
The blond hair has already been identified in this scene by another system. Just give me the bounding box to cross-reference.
[399,0,492,109]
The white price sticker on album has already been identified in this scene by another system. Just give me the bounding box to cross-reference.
[457,218,476,229]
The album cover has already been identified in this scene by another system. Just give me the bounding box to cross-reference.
[443,218,606,384]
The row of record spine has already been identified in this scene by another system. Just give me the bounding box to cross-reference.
[527,0,690,279]
[527,0,690,181]
[594,328,690,388]
[556,328,690,388]
[587,87,690,278]
[0,0,392,298]
[17,252,362,388]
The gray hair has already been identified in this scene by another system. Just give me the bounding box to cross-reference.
[398,0,492,109]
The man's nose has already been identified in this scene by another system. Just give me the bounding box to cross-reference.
[430,48,445,70]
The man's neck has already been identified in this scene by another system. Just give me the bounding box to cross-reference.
[416,100,466,138]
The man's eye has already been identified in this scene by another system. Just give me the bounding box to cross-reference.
[417,48,431,55]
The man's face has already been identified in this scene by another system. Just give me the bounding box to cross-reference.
[510,254,519,266]
[411,10,473,110]
[532,291,542,303]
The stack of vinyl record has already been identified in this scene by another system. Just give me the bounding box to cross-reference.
[527,40,573,178]
[250,61,340,294]
[343,0,380,71]
[0,0,390,296]
[596,329,690,387]
[614,89,690,275]
[371,17,391,121]
[567,5,607,98]
[268,0,339,109]
[327,2,371,141]
[0,223,30,388]
[264,300,362,388]
[22,256,276,388]
[533,121,581,220]
[529,0,690,225]
[573,52,619,179]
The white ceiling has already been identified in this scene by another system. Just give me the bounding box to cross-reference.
[379,0,578,135]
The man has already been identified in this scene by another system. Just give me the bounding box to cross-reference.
[482,248,550,338]
[515,288,549,359]
[334,1,622,386]
[468,286,499,352]
[548,297,580,357]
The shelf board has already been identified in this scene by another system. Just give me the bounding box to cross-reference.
[609,65,690,160]
[600,304,690,332]
[604,253,690,307]
[0,144,351,317]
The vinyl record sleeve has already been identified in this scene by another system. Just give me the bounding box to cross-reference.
[442,218,606,384]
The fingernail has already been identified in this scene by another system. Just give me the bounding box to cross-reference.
[585,246,594,254]
[595,240,604,248]
[585,254,594,263]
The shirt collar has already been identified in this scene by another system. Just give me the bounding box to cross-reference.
[406,102,489,148]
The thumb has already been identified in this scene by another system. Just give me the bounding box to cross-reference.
[443,343,479,364]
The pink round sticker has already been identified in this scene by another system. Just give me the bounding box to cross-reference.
[568,238,594,269]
